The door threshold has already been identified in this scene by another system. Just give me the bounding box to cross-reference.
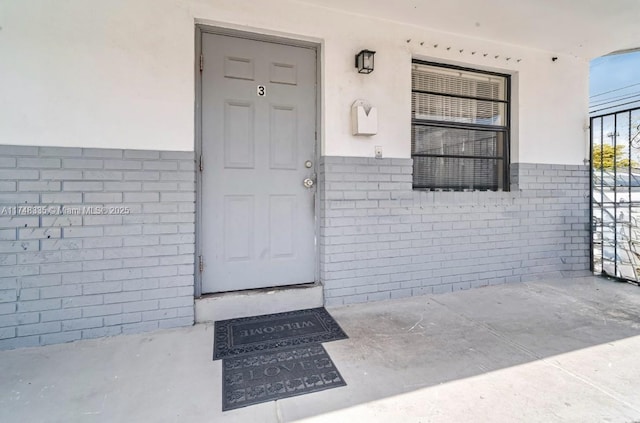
[195,282,324,323]
[199,281,319,299]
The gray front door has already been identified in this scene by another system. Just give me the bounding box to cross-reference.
[200,33,317,293]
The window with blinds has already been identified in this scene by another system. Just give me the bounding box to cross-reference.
[411,61,510,191]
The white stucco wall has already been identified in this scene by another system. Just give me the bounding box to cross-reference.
[0,0,589,164]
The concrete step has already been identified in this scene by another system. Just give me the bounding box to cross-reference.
[195,283,324,322]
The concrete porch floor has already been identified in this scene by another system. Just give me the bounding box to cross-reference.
[2,276,640,422]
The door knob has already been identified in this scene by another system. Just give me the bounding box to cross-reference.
[303,178,314,188]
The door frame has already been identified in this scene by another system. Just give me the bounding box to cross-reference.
[194,25,321,297]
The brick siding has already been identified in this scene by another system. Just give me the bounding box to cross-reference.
[319,157,590,306]
[0,145,195,349]
[0,145,591,348]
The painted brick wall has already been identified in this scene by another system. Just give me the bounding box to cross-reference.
[319,157,590,306]
[0,145,195,349]
[0,146,591,347]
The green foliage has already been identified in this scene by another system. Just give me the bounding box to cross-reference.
[593,144,637,169]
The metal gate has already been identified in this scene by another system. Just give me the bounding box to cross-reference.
[591,107,640,284]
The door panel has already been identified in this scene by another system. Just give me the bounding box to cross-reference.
[223,195,254,261]
[200,33,317,293]
[269,195,296,258]
[270,105,297,169]
[224,101,255,168]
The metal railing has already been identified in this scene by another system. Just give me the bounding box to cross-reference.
[591,106,640,285]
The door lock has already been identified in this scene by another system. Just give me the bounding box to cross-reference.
[303,178,314,188]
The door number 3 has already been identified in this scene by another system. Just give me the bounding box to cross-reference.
[257,85,266,97]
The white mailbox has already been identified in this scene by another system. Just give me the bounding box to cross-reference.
[351,99,378,136]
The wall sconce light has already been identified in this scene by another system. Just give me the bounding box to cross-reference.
[355,49,376,74]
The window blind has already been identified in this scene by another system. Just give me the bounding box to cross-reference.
[411,62,510,191]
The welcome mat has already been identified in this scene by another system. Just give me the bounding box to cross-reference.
[222,344,346,411]
[213,307,348,360]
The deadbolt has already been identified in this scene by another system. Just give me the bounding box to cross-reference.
[305,160,313,168]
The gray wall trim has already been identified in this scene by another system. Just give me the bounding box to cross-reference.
[0,145,196,350]
[194,25,204,298]
[0,145,590,348]
[319,156,590,306]
[196,24,320,50]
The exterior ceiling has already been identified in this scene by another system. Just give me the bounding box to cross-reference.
[297,0,640,59]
